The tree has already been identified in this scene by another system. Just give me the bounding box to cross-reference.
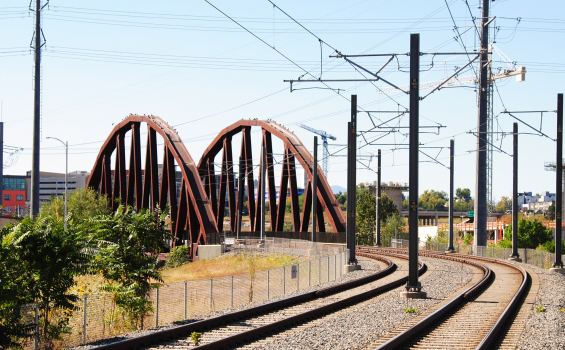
[419,189,448,211]
[456,188,471,200]
[501,218,553,249]
[380,192,399,223]
[380,213,408,247]
[356,187,375,246]
[453,198,470,212]
[546,204,555,220]
[40,188,110,223]
[89,205,171,330]
[495,196,512,213]
[335,192,347,211]
[1,216,91,348]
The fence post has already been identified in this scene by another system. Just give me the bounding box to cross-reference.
[297,264,300,291]
[210,278,213,311]
[327,256,330,282]
[83,296,87,345]
[155,288,159,327]
[283,265,286,295]
[184,282,188,319]
[267,270,270,299]
[309,260,311,287]
[231,275,234,308]
[318,258,321,284]
[437,242,439,251]
[334,255,337,280]
[34,304,38,350]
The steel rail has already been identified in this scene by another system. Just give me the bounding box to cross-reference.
[358,247,529,350]
[89,253,412,350]
[194,252,425,350]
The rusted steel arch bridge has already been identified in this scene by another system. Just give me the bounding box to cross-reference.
[197,119,345,236]
[86,114,217,257]
[87,115,345,257]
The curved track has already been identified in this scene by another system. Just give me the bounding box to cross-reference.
[358,247,529,350]
[89,252,423,350]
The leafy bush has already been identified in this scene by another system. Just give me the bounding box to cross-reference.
[90,205,172,330]
[503,218,552,249]
[166,245,191,268]
[463,233,474,245]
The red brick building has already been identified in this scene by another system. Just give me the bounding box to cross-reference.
[2,175,28,216]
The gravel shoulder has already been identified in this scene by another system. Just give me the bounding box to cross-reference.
[69,256,384,350]
[513,263,565,350]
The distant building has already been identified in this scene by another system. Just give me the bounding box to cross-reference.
[363,181,409,212]
[2,175,29,216]
[517,192,539,207]
[25,170,90,207]
[520,191,556,212]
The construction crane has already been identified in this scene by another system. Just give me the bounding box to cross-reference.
[297,123,336,175]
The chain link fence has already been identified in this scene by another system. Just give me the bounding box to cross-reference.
[16,238,347,349]
[391,238,565,269]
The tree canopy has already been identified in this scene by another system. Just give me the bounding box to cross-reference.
[419,189,448,211]
[501,218,553,249]
[495,196,512,213]
[456,188,471,200]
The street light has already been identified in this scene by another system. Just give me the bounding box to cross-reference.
[46,137,68,230]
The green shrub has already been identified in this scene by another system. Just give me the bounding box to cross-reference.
[166,245,191,268]
[463,233,473,245]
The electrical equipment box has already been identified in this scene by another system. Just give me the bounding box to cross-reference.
[516,66,526,82]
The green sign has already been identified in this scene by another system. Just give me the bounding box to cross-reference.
[467,211,474,217]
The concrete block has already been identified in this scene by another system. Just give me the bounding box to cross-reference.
[197,244,225,260]
[401,291,427,299]
[508,257,522,263]
[549,267,565,276]
[343,264,361,274]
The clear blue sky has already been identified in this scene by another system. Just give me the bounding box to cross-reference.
[1,0,564,202]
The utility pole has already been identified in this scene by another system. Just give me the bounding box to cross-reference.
[31,0,44,217]
[552,94,564,270]
[312,136,318,242]
[404,33,425,298]
[260,147,266,241]
[474,0,491,247]
[376,149,381,246]
[237,156,244,239]
[509,123,521,261]
[446,140,455,252]
[345,95,359,271]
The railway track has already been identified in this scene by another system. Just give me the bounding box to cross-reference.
[90,251,424,350]
[357,247,529,350]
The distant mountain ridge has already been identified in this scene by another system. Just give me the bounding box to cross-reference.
[330,185,347,194]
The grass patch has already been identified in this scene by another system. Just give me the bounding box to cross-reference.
[161,253,299,284]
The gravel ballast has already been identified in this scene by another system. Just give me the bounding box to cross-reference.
[515,264,565,350]
[243,256,476,350]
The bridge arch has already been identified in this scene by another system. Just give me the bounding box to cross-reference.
[87,114,217,256]
[197,119,346,236]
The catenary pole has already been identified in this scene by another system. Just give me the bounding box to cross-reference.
[31,0,42,217]
[554,94,563,267]
[511,123,520,260]
[407,33,421,291]
[347,95,357,264]
[447,139,455,252]
[261,146,266,241]
[237,156,244,239]
[474,0,491,247]
[312,136,318,242]
[376,149,381,246]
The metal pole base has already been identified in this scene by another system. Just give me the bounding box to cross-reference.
[444,249,456,254]
[549,267,565,275]
[401,282,426,299]
[343,264,361,274]
[508,256,522,263]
